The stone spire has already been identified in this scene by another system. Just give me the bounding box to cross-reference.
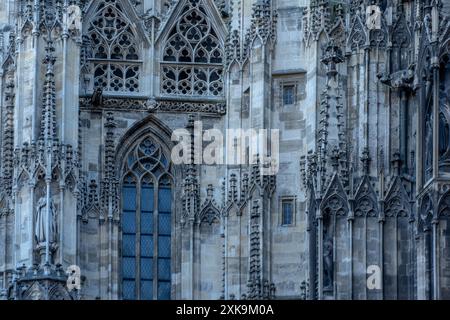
[41,41,57,145]
[182,115,200,223]
[2,65,15,196]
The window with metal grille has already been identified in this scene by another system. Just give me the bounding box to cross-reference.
[281,199,294,226]
[121,137,172,300]
[283,85,295,106]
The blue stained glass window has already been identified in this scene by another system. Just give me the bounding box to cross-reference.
[283,85,295,105]
[159,214,171,235]
[123,257,136,279]
[158,282,171,300]
[122,138,172,300]
[158,258,171,281]
[158,236,171,258]
[158,187,172,213]
[122,211,136,233]
[141,257,153,280]
[141,211,153,234]
[141,280,153,300]
[141,235,153,257]
[123,280,136,300]
[123,234,136,256]
[141,185,154,212]
[123,186,136,211]
[282,200,294,226]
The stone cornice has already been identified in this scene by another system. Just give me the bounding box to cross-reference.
[79,97,227,116]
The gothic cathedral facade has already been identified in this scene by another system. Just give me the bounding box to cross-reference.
[0,0,449,300]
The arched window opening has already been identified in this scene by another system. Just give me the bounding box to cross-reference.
[87,0,141,94]
[121,138,172,300]
[161,0,224,97]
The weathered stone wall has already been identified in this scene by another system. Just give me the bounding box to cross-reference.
[0,0,449,301]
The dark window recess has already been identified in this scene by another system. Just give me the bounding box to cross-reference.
[283,85,295,105]
[282,200,294,226]
[121,138,172,300]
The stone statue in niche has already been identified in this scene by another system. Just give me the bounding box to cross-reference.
[67,5,82,34]
[5,68,15,88]
[323,230,334,291]
[35,197,58,246]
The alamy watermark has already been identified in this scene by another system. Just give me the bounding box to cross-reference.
[66,265,82,292]
[366,5,382,30]
[367,265,382,290]
[171,121,280,176]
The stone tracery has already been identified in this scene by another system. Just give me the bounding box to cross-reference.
[87,0,141,93]
[161,0,224,97]
[0,0,449,301]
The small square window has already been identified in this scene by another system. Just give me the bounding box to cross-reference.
[281,199,294,226]
[283,85,295,106]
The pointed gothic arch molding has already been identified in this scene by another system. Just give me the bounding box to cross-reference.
[384,176,412,218]
[83,0,150,44]
[320,193,349,217]
[114,115,184,300]
[157,0,226,98]
[346,14,367,52]
[156,0,227,45]
[354,176,379,218]
[82,0,148,94]
[391,12,411,49]
[115,115,176,173]
[329,19,346,48]
[199,205,221,225]
[226,59,241,74]
[320,175,349,217]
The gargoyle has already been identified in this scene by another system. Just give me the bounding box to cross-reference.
[378,65,415,90]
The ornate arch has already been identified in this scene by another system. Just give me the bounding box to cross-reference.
[115,115,176,174]
[320,175,349,218]
[354,176,378,218]
[160,0,225,98]
[391,12,411,49]
[114,116,179,300]
[199,185,220,225]
[121,137,172,182]
[83,0,143,94]
[384,177,411,218]
[346,13,367,52]
[119,136,173,300]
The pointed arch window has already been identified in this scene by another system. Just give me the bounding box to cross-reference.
[121,138,172,300]
[87,0,141,93]
[161,0,224,97]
